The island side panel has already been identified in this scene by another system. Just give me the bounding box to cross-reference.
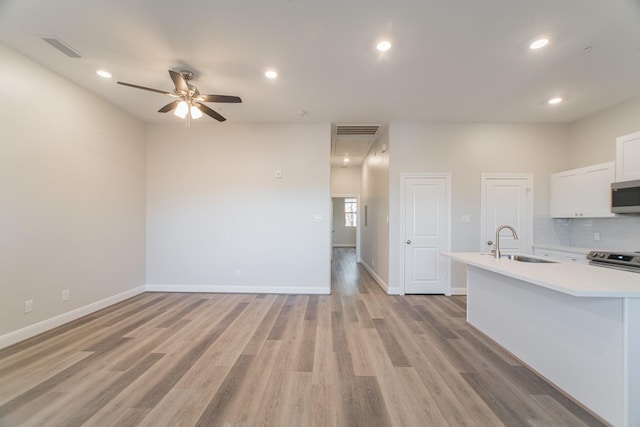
[466,265,624,427]
[625,298,640,427]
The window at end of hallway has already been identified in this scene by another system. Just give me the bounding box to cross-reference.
[345,198,357,228]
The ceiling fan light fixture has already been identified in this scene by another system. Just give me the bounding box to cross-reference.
[174,101,189,118]
[190,105,203,119]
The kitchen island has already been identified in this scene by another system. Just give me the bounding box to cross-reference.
[444,252,639,427]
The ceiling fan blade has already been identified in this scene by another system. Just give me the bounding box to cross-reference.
[117,81,174,96]
[195,103,226,122]
[169,70,189,93]
[158,100,181,113]
[200,94,242,103]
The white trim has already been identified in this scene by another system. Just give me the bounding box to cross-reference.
[360,261,399,294]
[450,287,468,295]
[145,284,330,295]
[0,286,146,350]
[480,173,534,254]
[399,173,452,296]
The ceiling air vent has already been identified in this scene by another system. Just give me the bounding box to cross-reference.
[41,36,82,58]
[335,125,380,137]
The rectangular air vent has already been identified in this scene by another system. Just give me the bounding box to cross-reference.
[41,36,82,58]
[335,125,380,136]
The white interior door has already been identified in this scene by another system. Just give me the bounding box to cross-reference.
[481,175,533,255]
[402,175,450,294]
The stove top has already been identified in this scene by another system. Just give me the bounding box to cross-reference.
[587,251,640,272]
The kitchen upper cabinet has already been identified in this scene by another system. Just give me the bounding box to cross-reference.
[616,131,640,182]
[550,162,615,218]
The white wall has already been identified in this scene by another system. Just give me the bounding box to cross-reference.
[331,166,361,195]
[332,198,356,246]
[360,129,390,290]
[0,44,147,346]
[568,96,640,168]
[388,123,569,292]
[146,122,331,294]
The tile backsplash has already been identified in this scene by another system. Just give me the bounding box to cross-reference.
[534,215,640,252]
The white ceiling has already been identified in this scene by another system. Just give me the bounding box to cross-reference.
[1,0,640,131]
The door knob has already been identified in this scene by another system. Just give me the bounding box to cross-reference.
[486,240,493,245]
[406,240,412,244]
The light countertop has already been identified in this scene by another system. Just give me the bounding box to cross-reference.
[443,252,640,298]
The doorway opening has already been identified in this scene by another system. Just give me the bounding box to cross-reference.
[331,195,360,261]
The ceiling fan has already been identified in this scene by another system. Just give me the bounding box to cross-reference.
[117,70,241,125]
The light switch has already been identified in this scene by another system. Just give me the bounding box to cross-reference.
[311,214,324,222]
[462,215,470,224]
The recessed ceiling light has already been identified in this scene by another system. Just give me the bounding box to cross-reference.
[265,70,278,79]
[530,38,550,50]
[548,97,563,105]
[376,41,391,52]
[96,70,112,79]
[344,158,350,163]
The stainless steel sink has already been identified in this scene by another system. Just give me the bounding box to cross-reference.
[500,254,558,263]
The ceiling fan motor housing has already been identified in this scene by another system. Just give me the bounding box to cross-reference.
[180,70,194,81]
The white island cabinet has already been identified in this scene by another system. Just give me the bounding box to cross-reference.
[443,252,640,427]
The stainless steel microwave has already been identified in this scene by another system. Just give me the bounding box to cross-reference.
[611,179,640,214]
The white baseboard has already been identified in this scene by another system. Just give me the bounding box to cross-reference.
[359,261,397,294]
[387,286,402,295]
[0,286,146,350]
[145,284,330,295]
[332,244,356,248]
[451,287,468,295]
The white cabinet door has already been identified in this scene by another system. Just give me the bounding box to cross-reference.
[550,170,580,218]
[582,163,615,217]
[533,248,588,264]
[616,131,640,182]
[550,162,614,218]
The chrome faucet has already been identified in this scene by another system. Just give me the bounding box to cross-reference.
[494,225,519,259]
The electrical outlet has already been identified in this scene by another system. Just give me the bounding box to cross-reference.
[593,232,600,241]
[62,289,69,302]
[24,300,33,313]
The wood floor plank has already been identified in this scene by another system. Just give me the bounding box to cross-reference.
[0,350,92,405]
[208,296,279,367]
[42,353,165,427]
[241,295,286,356]
[0,248,608,427]
[267,295,297,340]
[195,354,255,426]
[371,318,412,368]
[294,320,316,372]
[134,302,249,409]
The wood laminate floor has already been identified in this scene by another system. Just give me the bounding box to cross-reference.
[0,248,606,426]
